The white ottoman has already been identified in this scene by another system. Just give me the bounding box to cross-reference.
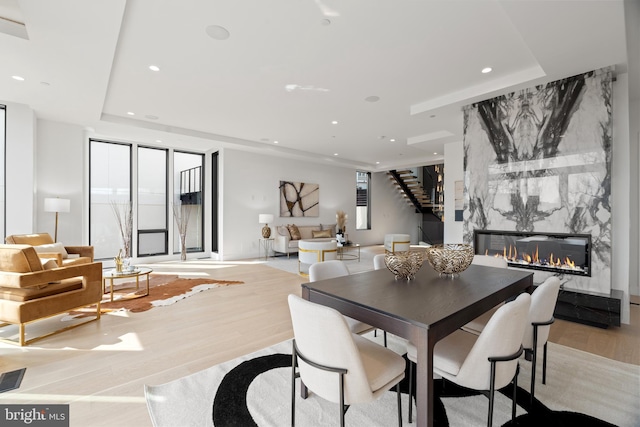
[298,238,338,275]
[384,234,410,253]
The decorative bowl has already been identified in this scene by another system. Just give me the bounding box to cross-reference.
[424,244,474,277]
[384,251,425,280]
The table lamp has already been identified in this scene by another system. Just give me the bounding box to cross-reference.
[259,214,274,238]
[44,197,71,242]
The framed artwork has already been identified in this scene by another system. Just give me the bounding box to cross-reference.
[279,181,319,217]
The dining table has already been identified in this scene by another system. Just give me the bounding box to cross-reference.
[301,262,534,427]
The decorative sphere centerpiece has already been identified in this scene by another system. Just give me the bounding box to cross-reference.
[424,243,474,278]
[384,251,425,280]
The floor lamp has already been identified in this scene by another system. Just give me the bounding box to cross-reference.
[44,198,70,242]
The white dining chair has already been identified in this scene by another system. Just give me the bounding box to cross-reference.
[406,293,531,426]
[288,294,405,427]
[373,253,386,270]
[463,276,561,406]
[371,253,389,346]
[309,261,373,336]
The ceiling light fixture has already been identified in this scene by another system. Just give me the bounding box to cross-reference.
[273,140,279,144]
[12,75,24,81]
[205,25,230,40]
[149,65,160,72]
[433,152,438,155]
[482,67,492,74]
[333,153,338,156]
[156,139,162,143]
[331,120,338,125]
[127,112,135,116]
[390,139,396,142]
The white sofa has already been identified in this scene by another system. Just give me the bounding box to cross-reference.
[273,223,336,257]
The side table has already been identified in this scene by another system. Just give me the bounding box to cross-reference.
[258,238,274,260]
[337,243,361,261]
[103,267,153,302]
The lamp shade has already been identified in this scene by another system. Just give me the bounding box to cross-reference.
[259,214,274,224]
[44,198,70,213]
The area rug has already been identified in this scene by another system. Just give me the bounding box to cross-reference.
[144,333,639,427]
[67,275,243,318]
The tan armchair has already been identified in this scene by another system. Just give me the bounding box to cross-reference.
[0,244,102,346]
[5,233,93,267]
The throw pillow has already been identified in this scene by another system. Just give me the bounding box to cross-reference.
[321,224,337,237]
[42,259,59,270]
[34,242,69,259]
[287,224,301,240]
[312,229,332,238]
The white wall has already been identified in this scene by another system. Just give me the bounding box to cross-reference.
[443,140,463,243]
[612,73,631,322]
[35,119,86,244]
[4,101,36,235]
[218,149,421,260]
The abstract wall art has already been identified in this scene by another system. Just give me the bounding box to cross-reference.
[462,67,613,294]
[279,181,319,217]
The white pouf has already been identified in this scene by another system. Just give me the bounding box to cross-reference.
[384,234,411,253]
[298,238,338,275]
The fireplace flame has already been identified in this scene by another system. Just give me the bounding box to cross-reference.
[496,244,582,272]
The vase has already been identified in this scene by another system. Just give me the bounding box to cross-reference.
[180,234,187,261]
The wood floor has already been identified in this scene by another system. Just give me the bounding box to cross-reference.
[0,257,637,426]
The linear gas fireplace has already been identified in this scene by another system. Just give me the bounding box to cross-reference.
[473,230,591,277]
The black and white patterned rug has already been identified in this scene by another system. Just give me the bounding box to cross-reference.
[145,335,638,426]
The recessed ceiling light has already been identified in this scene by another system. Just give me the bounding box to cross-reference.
[205,25,230,40]
[331,120,338,125]
[273,140,279,144]
[433,152,438,155]
[156,139,162,143]
[376,161,380,164]
[334,153,339,156]
[127,112,135,116]
[482,67,492,74]
[12,75,24,81]
[390,139,396,142]
[149,65,160,72]
[365,95,380,102]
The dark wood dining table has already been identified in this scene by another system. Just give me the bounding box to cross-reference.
[301,263,534,427]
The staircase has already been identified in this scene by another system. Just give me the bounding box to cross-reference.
[387,169,435,214]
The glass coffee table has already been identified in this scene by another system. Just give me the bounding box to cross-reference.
[103,267,153,302]
[337,243,360,261]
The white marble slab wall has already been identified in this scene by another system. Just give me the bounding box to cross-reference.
[463,68,613,294]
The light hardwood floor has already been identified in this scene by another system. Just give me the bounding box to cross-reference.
[0,256,636,427]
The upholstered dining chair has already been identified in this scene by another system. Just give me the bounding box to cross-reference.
[371,253,389,346]
[472,254,508,268]
[406,293,531,426]
[373,253,386,270]
[309,261,374,336]
[288,294,405,427]
[463,276,561,406]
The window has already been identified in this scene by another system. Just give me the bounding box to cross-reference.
[137,146,168,256]
[173,151,204,254]
[356,171,370,230]
[89,140,132,260]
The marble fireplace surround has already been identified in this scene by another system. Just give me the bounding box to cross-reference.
[463,68,612,295]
